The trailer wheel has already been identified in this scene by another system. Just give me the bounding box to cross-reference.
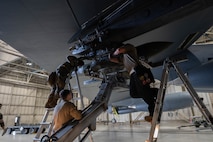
[50,136,58,142]
[41,135,50,142]
[112,118,117,123]
[20,127,29,134]
[203,121,209,127]
[8,128,13,134]
[29,128,36,134]
[42,128,46,133]
[34,128,39,133]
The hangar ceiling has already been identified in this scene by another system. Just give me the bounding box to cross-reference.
[0,40,49,86]
[195,26,213,44]
[0,40,24,66]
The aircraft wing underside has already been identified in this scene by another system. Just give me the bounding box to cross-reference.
[1,0,213,72]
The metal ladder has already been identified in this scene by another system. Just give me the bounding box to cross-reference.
[33,108,54,142]
[146,59,213,142]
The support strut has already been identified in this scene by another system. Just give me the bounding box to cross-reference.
[172,61,213,125]
[147,59,213,142]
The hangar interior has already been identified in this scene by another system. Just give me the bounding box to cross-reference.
[1,26,213,125]
[0,27,213,141]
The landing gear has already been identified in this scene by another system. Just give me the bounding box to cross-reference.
[146,59,213,142]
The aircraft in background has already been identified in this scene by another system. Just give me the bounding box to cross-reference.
[0,0,213,114]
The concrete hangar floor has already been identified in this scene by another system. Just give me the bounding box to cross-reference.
[0,120,213,142]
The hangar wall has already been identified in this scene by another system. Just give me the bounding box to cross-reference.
[0,81,51,126]
[0,56,55,127]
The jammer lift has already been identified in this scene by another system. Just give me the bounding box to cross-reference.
[39,74,118,142]
[146,59,213,142]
